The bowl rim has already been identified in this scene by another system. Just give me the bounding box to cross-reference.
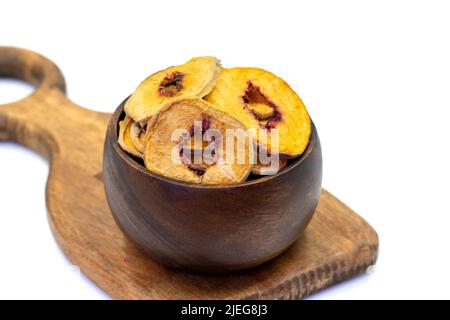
[108,98,318,190]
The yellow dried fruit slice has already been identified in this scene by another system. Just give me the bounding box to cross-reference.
[251,158,287,176]
[118,116,143,158]
[124,57,222,122]
[129,120,147,153]
[205,67,311,157]
[250,102,274,120]
[143,99,253,185]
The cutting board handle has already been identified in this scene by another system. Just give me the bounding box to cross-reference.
[0,47,108,159]
[0,46,66,96]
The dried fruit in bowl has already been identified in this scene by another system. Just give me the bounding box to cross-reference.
[125,57,221,123]
[251,157,288,176]
[205,68,311,157]
[129,120,147,154]
[118,116,144,158]
[143,99,253,185]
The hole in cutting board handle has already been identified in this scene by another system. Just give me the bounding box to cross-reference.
[0,47,66,104]
[0,78,35,104]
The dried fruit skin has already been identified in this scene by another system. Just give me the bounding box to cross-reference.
[124,57,222,122]
[143,99,253,185]
[205,67,311,157]
[118,116,143,158]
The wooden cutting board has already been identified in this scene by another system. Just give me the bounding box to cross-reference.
[0,47,378,299]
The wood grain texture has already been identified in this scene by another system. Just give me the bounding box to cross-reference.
[0,47,378,299]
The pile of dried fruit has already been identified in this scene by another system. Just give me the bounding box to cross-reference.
[118,57,311,185]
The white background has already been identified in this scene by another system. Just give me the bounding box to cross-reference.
[1,0,450,299]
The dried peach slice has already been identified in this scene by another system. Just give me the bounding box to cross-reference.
[124,57,221,122]
[251,158,287,176]
[118,116,143,158]
[129,120,147,154]
[205,67,311,157]
[143,99,253,185]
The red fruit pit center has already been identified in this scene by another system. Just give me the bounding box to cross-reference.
[242,81,282,130]
[158,71,185,97]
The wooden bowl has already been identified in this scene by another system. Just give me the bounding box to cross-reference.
[103,99,323,273]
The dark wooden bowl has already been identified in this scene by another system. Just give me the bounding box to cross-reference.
[103,99,323,273]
